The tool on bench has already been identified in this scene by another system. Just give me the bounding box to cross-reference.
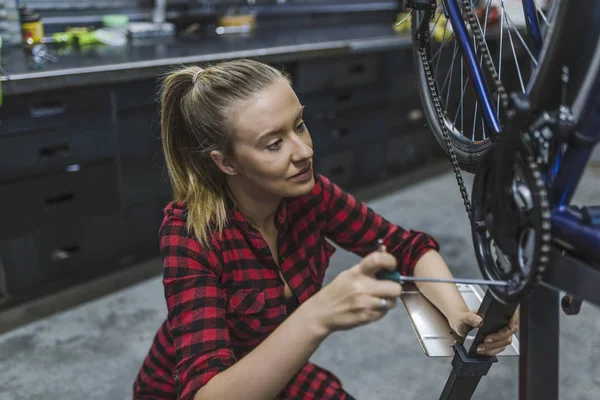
[374,239,511,287]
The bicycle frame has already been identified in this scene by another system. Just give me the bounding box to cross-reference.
[441,0,600,264]
[549,67,600,264]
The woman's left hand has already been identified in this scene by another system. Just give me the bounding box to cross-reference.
[449,308,519,357]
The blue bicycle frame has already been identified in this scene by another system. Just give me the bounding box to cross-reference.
[550,69,600,263]
[441,0,600,264]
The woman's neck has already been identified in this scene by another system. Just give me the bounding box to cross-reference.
[226,178,281,234]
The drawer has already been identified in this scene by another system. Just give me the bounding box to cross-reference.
[121,157,172,206]
[299,83,392,122]
[385,129,442,173]
[117,113,162,159]
[0,87,112,137]
[115,79,159,111]
[294,54,382,93]
[308,106,392,154]
[0,124,116,182]
[381,48,416,82]
[0,210,126,307]
[123,200,166,263]
[356,141,389,185]
[0,161,121,239]
[314,149,355,190]
[388,96,428,133]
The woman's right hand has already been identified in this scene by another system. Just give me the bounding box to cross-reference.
[303,250,403,336]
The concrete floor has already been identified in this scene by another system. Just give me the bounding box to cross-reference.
[1,162,599,400]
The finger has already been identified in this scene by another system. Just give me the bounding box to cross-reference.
[480,336,513,352]
[367,296,397,312]
[508,307,520,330]
[464,312,484,328]
[484,327,514,342]
[482,334,513,350]
[480,345,509,357]
[509,316,519,332]
[363,278,403,298]
[359,251,398,276]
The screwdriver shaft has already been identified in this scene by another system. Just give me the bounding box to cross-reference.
[375,239,509,287]
[397,275,509,287]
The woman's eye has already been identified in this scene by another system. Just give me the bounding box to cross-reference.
[267,139,282,151]
[295,122,306,132]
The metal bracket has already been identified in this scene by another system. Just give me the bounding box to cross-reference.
[439,344,498,400]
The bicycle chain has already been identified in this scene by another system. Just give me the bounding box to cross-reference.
[520,121,554,281]
[416,0,501,221]
[461,0,510,111]
[418,47,473,220]
[417,0,551,284]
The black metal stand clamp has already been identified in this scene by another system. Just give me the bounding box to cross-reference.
[439,290,519,400]
[439,344,498,400]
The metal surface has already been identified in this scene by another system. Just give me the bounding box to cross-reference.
[400,283,520,357]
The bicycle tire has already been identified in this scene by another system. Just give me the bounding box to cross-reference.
[411,1,562,173]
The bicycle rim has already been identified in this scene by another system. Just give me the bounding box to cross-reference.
[412,0,561,172]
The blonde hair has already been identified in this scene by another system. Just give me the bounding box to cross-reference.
[160,59,290,248]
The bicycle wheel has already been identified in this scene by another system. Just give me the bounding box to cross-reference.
[412,0,560,172]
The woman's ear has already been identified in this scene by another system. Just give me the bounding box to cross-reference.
[210,150,238,176]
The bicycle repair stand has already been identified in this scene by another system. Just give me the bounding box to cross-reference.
[439,289,519,400]
[439,344,498,399]
[439,245,599,400]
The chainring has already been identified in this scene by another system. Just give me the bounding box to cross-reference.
[471,144,551,304]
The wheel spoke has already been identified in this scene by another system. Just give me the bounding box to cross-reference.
[501,1,539,67]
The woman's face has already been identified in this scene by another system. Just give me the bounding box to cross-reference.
[226,78,315,200]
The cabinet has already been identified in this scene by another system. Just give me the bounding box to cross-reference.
[0,51,445,310]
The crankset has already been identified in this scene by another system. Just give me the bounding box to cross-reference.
[471,95,553,304]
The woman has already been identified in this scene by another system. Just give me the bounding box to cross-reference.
[133,59,518,400]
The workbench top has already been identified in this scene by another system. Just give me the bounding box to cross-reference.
[0,23,411,95]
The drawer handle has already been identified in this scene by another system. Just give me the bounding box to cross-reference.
[45,192,74,207]
[39,143,70,159]
[349,63,366,75]
[50,245,80,261]
[29,101,67,118]
[331,165,346,175]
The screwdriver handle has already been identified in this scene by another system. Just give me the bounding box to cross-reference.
[376,269,402,283]
[375,239,403,283]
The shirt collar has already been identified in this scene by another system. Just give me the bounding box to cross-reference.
[225,195,289,237]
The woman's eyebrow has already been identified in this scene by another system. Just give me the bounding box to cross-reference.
[256,105,306,144]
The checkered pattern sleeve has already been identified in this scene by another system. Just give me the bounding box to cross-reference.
[318,174,440,276]
[161,214,236,400]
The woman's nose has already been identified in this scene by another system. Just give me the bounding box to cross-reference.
[291,133,313,161]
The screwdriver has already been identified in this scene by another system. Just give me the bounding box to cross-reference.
[374,239,510,287]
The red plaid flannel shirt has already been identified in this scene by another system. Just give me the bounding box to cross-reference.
[133,173,439,400]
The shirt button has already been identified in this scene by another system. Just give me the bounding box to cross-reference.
[174,371,180,387]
